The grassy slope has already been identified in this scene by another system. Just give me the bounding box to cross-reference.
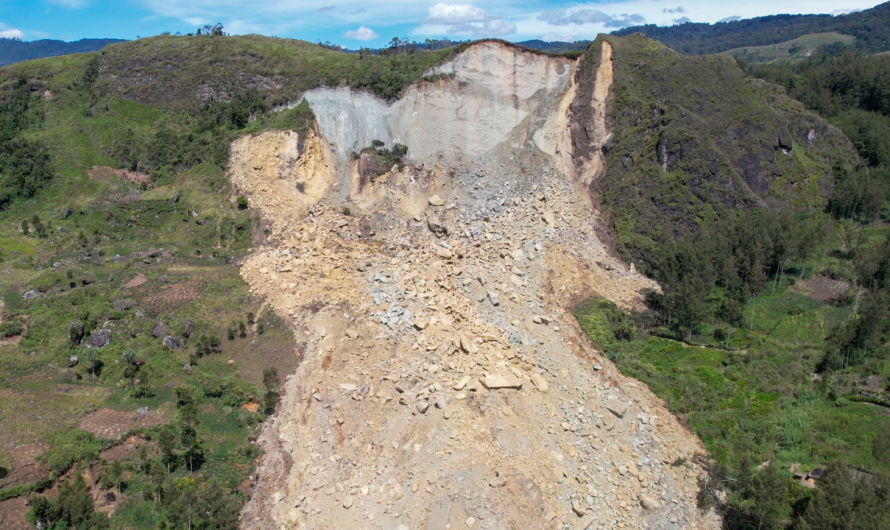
[588,34,859,271]
[719,33,856,65]
[574,221,890,475]
[0,34,471,526]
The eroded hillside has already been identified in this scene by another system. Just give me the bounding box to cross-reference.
[234,39,719,530]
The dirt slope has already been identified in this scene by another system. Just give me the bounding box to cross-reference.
[235,40,719,530]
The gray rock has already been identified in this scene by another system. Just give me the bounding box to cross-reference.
[416,400,429,414]
[113,299,137,311]
[67,355,79,367]
[136,407,149,415]
[151,321,167,339]
[182,319,196,338]
[67,320,84,345]
[22,290,37,299]
[427,216,448,238]
[86,329,111,349]
[488,292,500,306]
[135,309,145,318]
[162,336,183,349]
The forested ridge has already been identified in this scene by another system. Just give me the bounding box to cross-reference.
[575,37,890,530]
[613,1,890,55]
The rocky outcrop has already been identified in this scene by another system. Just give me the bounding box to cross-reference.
[236,39,719,530]
[228,128,335,217]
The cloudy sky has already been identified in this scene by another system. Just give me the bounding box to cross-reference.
[0,0,883,45]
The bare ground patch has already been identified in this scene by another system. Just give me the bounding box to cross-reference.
[87,165,153,187]
[0,442,48,487]
[796,276,851,303]
[79,409,167,440]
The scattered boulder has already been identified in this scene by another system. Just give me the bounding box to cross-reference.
[182,319,196,338]
[488,292,500,306]
[162,336,183,349]
[86,329,111,349]
[67,355,79,367]
[22,290,37,299]
[639,494,660,510]
[530,373,549,393]
[427,216,448,237]
[151,321,167,339]
[112,299,137,311]
[428,195,445,206]
[481,374,523,390]
[67,320,85,345]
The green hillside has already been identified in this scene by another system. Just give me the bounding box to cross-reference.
[579,34,859,270]
[0,33,463,529]
[720,32,856,65]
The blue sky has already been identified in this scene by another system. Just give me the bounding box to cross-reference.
[0,0,884,46]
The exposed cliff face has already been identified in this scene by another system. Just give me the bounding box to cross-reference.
[305,42,576,165]
[234,40,719,530]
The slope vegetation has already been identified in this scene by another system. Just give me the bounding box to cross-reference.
[575,34,859,270]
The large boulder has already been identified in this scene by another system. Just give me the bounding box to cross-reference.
[151,321,167,339]
[182,319,196,338]
[86,329,111,349]
[162,336,183,349]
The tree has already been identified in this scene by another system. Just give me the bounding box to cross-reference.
[158,424,177,473]
[20,218,28,235]
[263,366,280,414]
[28,474,110,529]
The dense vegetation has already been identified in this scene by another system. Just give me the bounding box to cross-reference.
[585,34,858,270]
[0,33,336,529]
[0,38,124,67]
[576,34,890,530]
[613,1,890,55]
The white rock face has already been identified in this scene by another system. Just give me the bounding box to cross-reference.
[304,42,576,164]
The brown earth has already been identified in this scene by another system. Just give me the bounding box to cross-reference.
[79,408,167,440]
[0,442,48,487]
[796,276,851,303]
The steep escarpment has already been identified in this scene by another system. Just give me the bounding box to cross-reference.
[577,34,860,270]
[235,40,720,530]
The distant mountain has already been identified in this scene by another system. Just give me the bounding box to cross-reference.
[514,39,591,53]
[0,38,126,66]
[612,1,890,55]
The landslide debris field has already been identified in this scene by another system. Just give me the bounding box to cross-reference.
[0,29,887,530]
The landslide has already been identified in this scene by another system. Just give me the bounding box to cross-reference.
[234,39,720,530]
[578,34,861,271]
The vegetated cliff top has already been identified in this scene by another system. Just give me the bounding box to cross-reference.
[612,1,890,55]
[0,35,587,113]
[581,34,861,270]
[0,38,125,67]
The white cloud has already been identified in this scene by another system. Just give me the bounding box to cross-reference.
[0,28,24,39]
[542,30,580,42]
[538,8,645,28]
[423,3,487,24]
[343,26,379,40]
[418,3,515,37]
[717,16,741,23]
[663,7,686,14]
[672,16,692,25]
